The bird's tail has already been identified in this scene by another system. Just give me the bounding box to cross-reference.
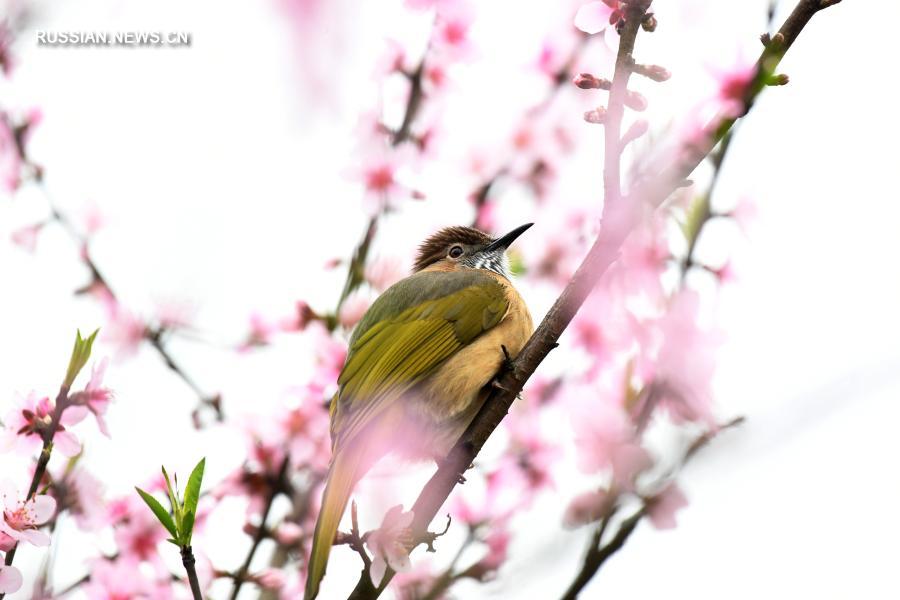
[305,443,366,599]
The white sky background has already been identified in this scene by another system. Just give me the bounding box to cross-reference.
[1,0,899,598]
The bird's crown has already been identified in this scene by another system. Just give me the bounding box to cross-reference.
[413,226,493,272]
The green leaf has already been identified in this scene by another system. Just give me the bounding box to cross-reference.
[135,487,177,538]
[166,538,180,546]
[183,457,205,516]
[180,509,195,546]
[63,328,100,388]
[161,466,182,528]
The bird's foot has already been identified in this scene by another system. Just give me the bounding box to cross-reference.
[500,344,514,371]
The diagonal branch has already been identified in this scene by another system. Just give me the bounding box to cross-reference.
[345,1,841,598]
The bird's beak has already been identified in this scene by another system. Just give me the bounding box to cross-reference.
[484,223,533,252]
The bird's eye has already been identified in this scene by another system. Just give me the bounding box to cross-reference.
[448,245,464,259]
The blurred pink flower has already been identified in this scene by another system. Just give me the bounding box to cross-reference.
[729,195,758,234]
[366,505,414,585]
[463,527,510,581]
[391,560,441,600]
[59,467,106,531]
[503,407,560,494]
[574,2,620,35]
[274,521,303,546]
[96,293,147,357]
[67,358,113,437]
[241,312,279,350]
[0,565,22,594]
[433,1,476,60]
[0,392,82,457]
[653,290,723,425]
[113,499,168,563]
[570,389,651,488]
[710,57,756,118]
[278,392,331,470]
[563,489,609,528]
[10,222,44,253]
[0,480,56,547]
[338,292,371,329]
[256,567,287,590]
[646,482,688,530]
[80,558,159,599]
[365,257,407,292]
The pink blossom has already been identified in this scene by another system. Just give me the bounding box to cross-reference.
[274,521,303,546]
[365,257,407,292]
[710,259,737,285]
[96,293,147,357]
[255,567,287,590]
[569,388,651,488]
[80,201,105,236]
[464,527,510,581]
[241,312,279,349]
[0,392,82,457]
[574,2,619,35]
[68,359,113,437]
[503,407,559,495]
[563,489,610,528]
[112,498,168,563]
[10,222,44,253]
[278,390,331,471]
[80,558,160,599]
[0,565,22,594]
[646,482,689,530]
[366,505,414,585]
[0,481,56,547]
[390,560,441,600]
[58,467,106,531]
[338,291,371,329]
[710,57,756,118]
[653,290,723,425]
[729,195,758,234]
[433,2,476,60]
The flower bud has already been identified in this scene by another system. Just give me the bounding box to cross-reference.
[633,63,671,82]
[583,107,608,124]
[624,90,648,111]
[573,73,612,90]
[621,119,649,146]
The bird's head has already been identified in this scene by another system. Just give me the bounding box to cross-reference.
[413,223,533,279]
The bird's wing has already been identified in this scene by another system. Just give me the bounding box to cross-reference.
[332,270,509,447]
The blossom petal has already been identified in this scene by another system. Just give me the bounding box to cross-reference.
[386,547,411,573]
[32,494,57,524]
[16,527,50,546]
[369,556,387,587]
[574,2,614,34]
[647,483,689,530]
[0,565,23,594]
[54,430,82,457]
[62,405,89,426]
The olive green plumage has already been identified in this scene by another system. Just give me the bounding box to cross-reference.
[306,269,509,599]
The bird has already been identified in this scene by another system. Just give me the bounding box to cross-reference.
[305,223,534,599]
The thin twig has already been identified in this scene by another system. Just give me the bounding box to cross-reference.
[181,546,204,600]
[228,456,290,600]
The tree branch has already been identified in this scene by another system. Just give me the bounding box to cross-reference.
[344,1,840,597]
